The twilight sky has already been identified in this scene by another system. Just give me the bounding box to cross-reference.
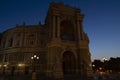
[0,0,120,60]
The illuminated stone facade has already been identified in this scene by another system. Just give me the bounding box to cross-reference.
[0,2,93,80]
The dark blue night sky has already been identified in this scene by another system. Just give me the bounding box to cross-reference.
[0,0,120,60]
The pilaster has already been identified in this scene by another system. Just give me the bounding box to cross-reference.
[77,20,81,43]
[79,20,84,40]
[57,16,60,38]
[46,46,63,79]
[21,33,24,47]
[52,15,56,39]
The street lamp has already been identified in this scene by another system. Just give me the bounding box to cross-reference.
[31,55,39,72]
[31,55,39,80]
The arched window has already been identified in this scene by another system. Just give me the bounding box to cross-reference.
[60,20,75,41]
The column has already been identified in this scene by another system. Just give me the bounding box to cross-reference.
[79,21,84,40]
[52,15,56,39]
[57,16,60,38]
[77,20,81,42]
[5,37,9,47]
[52,15,61,39]
[24,33,27,47]
[22,32,25,47]
[12,34,16,47]
[20,33,23,47]
[53,55,63,80]
[35,32,38,47]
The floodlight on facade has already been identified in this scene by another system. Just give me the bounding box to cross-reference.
[18,63,25,67]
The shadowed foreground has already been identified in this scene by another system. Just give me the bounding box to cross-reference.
[0,73,93,80]
[0,73,120,80]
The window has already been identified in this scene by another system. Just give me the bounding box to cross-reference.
[60,20,75,41]
[2,38,6,48]
[8,38,13,47]
[16,40,20,47]
[26,33,35,47]
[29,40,34,45]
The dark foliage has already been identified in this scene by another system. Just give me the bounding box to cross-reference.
[92,57,120,73]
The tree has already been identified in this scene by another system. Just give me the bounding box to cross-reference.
[107,57,120,73]
[92,57,120,73]
[92,60,104,72]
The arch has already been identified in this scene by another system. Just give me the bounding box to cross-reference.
[62,51,76,75]
[60,20,75,41]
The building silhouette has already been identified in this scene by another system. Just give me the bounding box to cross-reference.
[0,2,93,80]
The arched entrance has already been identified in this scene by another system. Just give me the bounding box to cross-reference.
[62,51,76,76]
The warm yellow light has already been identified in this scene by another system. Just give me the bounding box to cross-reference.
[0,65,1,67]
[34,55,36,58]
[92,64,95,67]
[37,57,39,59]
[31,57,33,59]
[31,55,39,59]
[3,64,7,67]
[96,70,99,72]
[99,67,102,70]
[18,63,25,67]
